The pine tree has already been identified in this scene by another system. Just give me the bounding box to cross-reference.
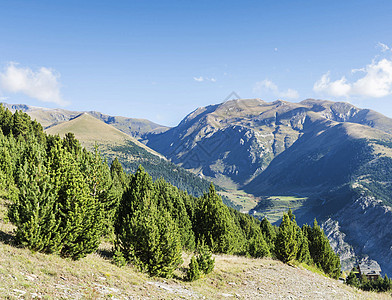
[296,227,312,264]
[345,271,359,287]
[80,146,115,236]
[114,165,156,260]
[110,157,127,188]
[196,242,215,275]
[55,149,104,260]
[305,219,341,279]
[193,184,240,254]
[147,208,183,277]
[9,159,61,253]
[248,230,270,258]
[114,166,183,277]
[187,256,200,281]
[275,213,298,263]
[260,217,277,255]
[155,178,195,250]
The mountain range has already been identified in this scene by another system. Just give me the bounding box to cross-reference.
[3,99,392,275]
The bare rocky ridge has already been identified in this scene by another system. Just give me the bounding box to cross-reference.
[145,98,392,189]
[323,196,392,276]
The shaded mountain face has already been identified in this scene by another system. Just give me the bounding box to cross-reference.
[146,99,392,195]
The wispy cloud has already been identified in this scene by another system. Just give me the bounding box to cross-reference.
[193,76,204,82]
[0,62,68,106]
[193,76,216,83]
[253,79,299,99]
[377,42,391,53]
[313,58,392,98]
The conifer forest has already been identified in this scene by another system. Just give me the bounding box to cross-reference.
[0,106,341,280]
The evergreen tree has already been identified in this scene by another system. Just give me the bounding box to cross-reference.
[114,165,156,260]
[155,178,195,250]
[147,208,183,277]
[296,227,312,264]
[55,148,104,259]
[275,213,298,263]
[110,157,127,188]
[114,166,183,277]
[248,230,270,258]
[9,159,61,253]
[187,256,200,281]
[193,184,239,254]
[304,219,341,279]
[196,242,215,275]
[80,146,115,236]
[345,271,359,287]
[260,217,277,255]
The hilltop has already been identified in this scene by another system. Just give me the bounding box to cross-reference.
[0,102,169,138]
[45,112,164,158]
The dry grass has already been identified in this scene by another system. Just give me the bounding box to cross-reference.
[0,204,389,299]
[45,113,164,159]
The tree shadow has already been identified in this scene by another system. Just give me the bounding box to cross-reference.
[0,229,15,246]
[96,248,114,260]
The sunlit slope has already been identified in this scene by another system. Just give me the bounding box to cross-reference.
[44,112,230,200]
[45,112,164,158]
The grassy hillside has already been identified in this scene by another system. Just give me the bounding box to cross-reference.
[44,113,237,204]
[1,102,170,138]
[45,112,164,158]
[0,217,385,299]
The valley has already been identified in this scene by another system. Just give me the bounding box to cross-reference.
[4,98,392,277]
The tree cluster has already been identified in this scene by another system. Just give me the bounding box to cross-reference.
[0,106,342,280]
[346,271,392,292]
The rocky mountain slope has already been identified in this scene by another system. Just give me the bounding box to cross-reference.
[323,196,392,276]
[146,99,392,191]
[146,98,392,274]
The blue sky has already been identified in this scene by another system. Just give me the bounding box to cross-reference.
[0,0,392,126]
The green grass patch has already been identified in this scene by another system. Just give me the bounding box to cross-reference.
[250,195,308,223]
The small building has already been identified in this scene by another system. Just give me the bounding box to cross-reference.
[357,261,381,281]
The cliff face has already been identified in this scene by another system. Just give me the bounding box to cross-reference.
[322,196,392,275]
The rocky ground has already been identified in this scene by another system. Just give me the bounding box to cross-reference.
[0,206,389,299]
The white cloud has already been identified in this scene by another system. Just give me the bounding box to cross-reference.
[0,62,68,106]
[253,79,299,99]
[313,72,351,97]
[193,76,216,83]
[313,58,392,98]
[193,76,204,82]
[280,88,299,99]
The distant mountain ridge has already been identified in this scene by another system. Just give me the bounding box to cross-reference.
[0,102,169,138]
[144,98,392,274]
[145,98,392,189]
